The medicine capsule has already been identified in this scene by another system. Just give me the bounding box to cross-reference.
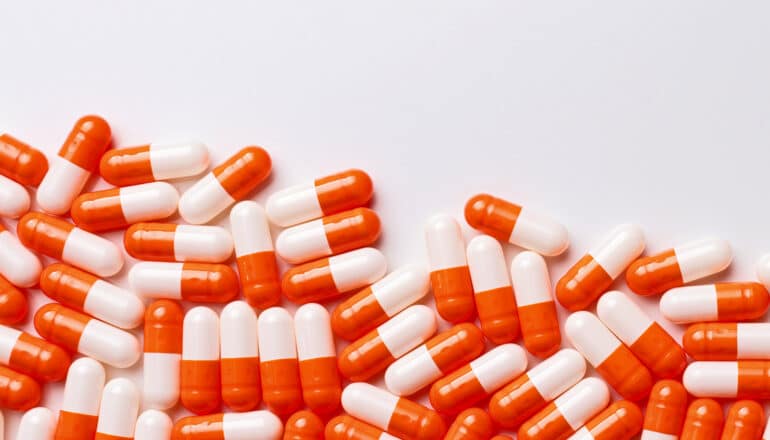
[684,361,770,399]
[556,224,645,311]
[40,263,145,329]
[680,399,723,440]
[143,300,182,410]
[129,262,239,303]
[258,307,303,416]
[17,407,56,440]
[266,169,373,227]
[0,365,40,410]
[135,410,173,440]
[0,133,48,186]
[99,141,210,186]
[220,301,261,412]
[597,290,687,378]
[171,411,283,440]
[464,193,569,256]
[282,247,387,304]
[0,221,41,288]
[34,303,140,368]
[71,182,179,232]
[660,283,770,324]
[384,323,484,396]
[54,357,105,440]
[565,311,653,401]
[181,306,220,415]
[178,146,271,224]
[276,208,381,264]
[230,201,281,309]
[0,276,26,325]
[17,212,124,277]
[489,348,586,429]
[641,380,688,440]
[37,115,111,215]
[125,222,233,262]
[342,382,447,440]
[331,265,430,341]
[0,324,70,382]
[721,400,764,440]
[284,411,324,440]
[510,251,561,357]
[425,214,476,323]
[0,174,29,218]
[446,408,495,440]
[626,239,732,296]
[683,323,770,360]
[95,378,140,440]
[295,303,341,415]
[325,415,400,440]
[430,344,528,415]
[338,305,437,382]
[517,378,610,440]
[568,401,643,440]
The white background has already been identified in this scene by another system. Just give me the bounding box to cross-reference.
[1,1,770,437]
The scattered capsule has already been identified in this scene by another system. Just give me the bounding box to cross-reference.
[0,324,70,382]
[510,251,561,357]
[95,378,140,440]
[0,222,41,288]
[135,410,173,440]
[683,323,770,360]
[220,301,261,412]
[0,133,48,186]
[37,115,111,214]
[660,283,770,323]
[641,380,688,440]
[181,306,220,415]
[143,300,183,410]
[325,415,399,440]
[284,410,324,440]
[680,399,723,440]
[171,411,283,440]
[17,407,56,440]
[0,365,40,410]
[99,141,209,186]
[71,182,179,232]
[54,357,105,440]
[568,401,643,440]
[0,276,27,325]
[430,344,528,415]
[565,311,653,401]
[0,174,29,218]
[266,169,373,227]
[556,224,644,311]
[684,361,770,399]
[446,408,495,440]
[339,305,437,382]
[721,400,764,440]
[129,262,239,303]
[178,146,271,224]
[295,303,341,415]
[124,222,233,262]
[17,212,124,277]
[425,214,476,323]
[258,307,303,416]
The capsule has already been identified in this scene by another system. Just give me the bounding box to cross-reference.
[71,182,179,232]
[125,222,233,262]
[568,401,643,440]
[626,239,732,296]
[181,306,220,415]
[0,324,70,382]
[0,365,40,410]
[135,410,173,440]
[510,251,561,357]
[342,382,447,440]
[385,323,484,396]
[331,265,430,341]
[597,290,687,378]
[489,349,587,429]
[0,174,29,218]
[17,407,57,440]
[34,303,140,368]
[99,141,210,186]
[95,378,140,440]
[258,307,302,416]
[565,311,653,401]
[0,276,27,325]
[464,193,569,256]
[683,361,770,399]
[641,380,688,440]
[446,408,495,440]
[683,323,770,360]
[171,411,283,440]
[266,169,373,227]
[178,146,271,224]
[230,201,281,309]
[17,212,124,277]
[325,415,399,440]
[37,115,111,214]
[284,411,324,440]
[721,400,764,440]
[425,214,476,323]
[429,344,528,415]
[556,224,645,311]
[282,247,387,304]
[0,133,48,186]
[0,222,41,288]
[295,303,341,415]
[660,283,770,323]
[143,300,183,410]
[54,357,105,440]
[338,305,437,382]
[220,301,261,412]
[680,399,723,440]
[129,262,239,303]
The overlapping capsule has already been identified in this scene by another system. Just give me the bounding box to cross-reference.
[641,380,688,440]
[684,361,770,399]
[54,357,105,440]
[129,262,239,303]
[295,303,341,415]
[683,323,770,360]
[510,251,561,357]
[0,221,41,288]
[143,300,183,410]
[0,133,48,186]
[258,307,303,416]
[0,174,29,218]
[124,222,233,262]
[660,283,770,323]
[181,306,220,415]
[95,378,140,440]
[220,301,261,412]
[99,141,209,186]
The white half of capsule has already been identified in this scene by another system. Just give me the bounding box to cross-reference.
[527,349,587,401]
[510,251,553,307]
[265,181,323,227]
[0,174,29,218]
[567,426,595,440]
[61,357,105,416]
[385,342,443,397]
[467,235,511,293]
[588,224,645,278]
[470,344,528,392]
[341,382,401,431]
[129,262,186,299]
[220,301,259,359]
[295,303,335,360]
[134,409,173,440]
[509,207,569,257]
[368,265,430,317]
[222,411,284,439]
[36,156,89,215]
[732,323,770,358]
[425,214,467,271]
[183,307,219,361]
[96,378,140,438]
[117,182,179,223]
[554,378,610,430]
[596,291,654,345]
[170,225,233,262]
[83,280,145,329]
[682,362,739,397]
[230,201,273,257]
[328,248,387,292]
[258,307,297,362]
[757,254,770,291]
[178,172,235,225]
[62,227,124,277]
[275,218,332,264]
[148,141,210,181]
[79,319,141,368]
[16,407,56,440]
[143,351,180,410]
[377,305,437,359]
[565,311,620,367]
[659,285,720,323]
[673,238,732,283]
[0,325,23,364]
[0,229,41,288]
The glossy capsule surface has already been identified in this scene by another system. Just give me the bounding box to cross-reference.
[220,301,261,412]
[171,411,283,440]
[295,303,341,415]
[258,307,303,416]
[641,380,688,440]
[71,182,179,232]
[95,378,140,440]
[510,251,560,357]
[684,361,770,399]
[0,174,29,218]
[129,262,239,303]
[446,408,495,440]
[0,324,70,382]
[135,410,174,440]
[0,221,41,288]
[0,275,27,325]
[680,399,723,440]
[181,306,220,415]
[683,323,770,360]
[325,415,399,440]
[0,364,40,410]
[143,300,183,410]
[17,407,57,440]
[660,283,770,323]
[284,410,324,440]
[0,133,48,186]
[99,141,209,186]
[54,357,105,440]
[721,400,764,440]
[568,401,643,440]
[125,222,233,262]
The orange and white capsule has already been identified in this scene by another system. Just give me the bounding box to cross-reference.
[181,306,221,415]
[425,214,476,323]
[429,344,528,415]
[0,324,71,382]
[684,361,770,399]
[0,275,27,325]
[18,407,57,440]
[229,201,281,309]
[125,222,233,262]
[626,239,732,296]
[464,193,569,256]
[135,410,173,440]
[385,323,484,396]
[568,401,643,440]
[0,365,40,411]
[99,141,209,186]
[95,378,140,440]
[721,400,764,440]
[597,290,687,378]
[71,182,179,232]
[0,221,41,288]
[171,411,283,440]
[565,311,653,401]
[37,115,111,215]
[143,300,183,410]
[258,307,303,416]
[266,169,373,227]
[0,133,48,186]
[54,357,105,440]
[642,380,688,440]
[680,399,723,440]
[284,411,324,440]
[325,415,399,440]
[660,283,770,324]
[276,208,381,264]
[683,323,770,360]
[446,408,495,440]
[34,303,140,368]
[295,303,341,415]
[129,262,239,303]
[0,174,29,218]
[282,247,387,304]
[338,305,437,382]
[510,251,561,357]
[178,146,271,224]
[220,301,261,412]
[40,263,145,329]
[17,212,124,277]
[556,224,645,311]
